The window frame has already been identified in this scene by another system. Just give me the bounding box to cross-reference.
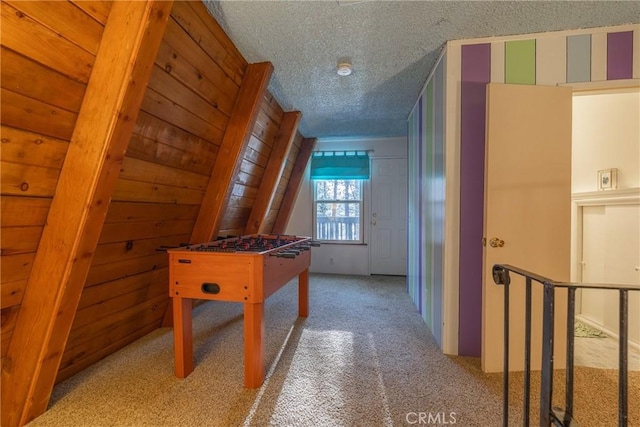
[312,179,364,244]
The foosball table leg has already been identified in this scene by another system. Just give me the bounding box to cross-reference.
[299,268,309,317]
[173,296,194,378]
[244,302,265,388]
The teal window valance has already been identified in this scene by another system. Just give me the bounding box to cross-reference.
[310,151,370,180]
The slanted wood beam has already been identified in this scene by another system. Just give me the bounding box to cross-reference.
[272,137,317,234]
[245,111,301,234]
[190,62,273,243]
[0,2,172,426]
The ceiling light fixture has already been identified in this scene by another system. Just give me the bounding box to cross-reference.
[337,61,352,76]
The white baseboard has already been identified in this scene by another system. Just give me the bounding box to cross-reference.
[575,314,640,352]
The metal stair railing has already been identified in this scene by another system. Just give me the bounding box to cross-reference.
[492,264,639,427]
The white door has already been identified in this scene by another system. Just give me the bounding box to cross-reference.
[370,158,407,275]
[482,83,573,372]
[581,204,640,344]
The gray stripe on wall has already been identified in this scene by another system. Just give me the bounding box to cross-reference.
[567,34,591,83]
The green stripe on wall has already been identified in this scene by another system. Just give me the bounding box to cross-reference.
[505,39,536,84]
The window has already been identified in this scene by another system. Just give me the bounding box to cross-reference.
[313,179,363,243]
[310,151,369,243]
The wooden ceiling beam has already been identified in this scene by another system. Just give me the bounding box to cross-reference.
[0,2,173,425]
[245,111,301,234]
[272,137,317,234]
[190,61,273,243]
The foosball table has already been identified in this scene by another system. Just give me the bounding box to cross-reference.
[168,234,316,388]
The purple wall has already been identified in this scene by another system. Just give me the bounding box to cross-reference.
[607,31,634,80]
[459,43,491,356]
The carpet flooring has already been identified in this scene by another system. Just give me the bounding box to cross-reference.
[26,274,638,426]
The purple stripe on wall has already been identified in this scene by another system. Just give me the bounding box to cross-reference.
[459,43,491,357]
[607,31,634,80]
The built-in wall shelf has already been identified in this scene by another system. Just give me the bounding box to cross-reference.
[572,187,640,206]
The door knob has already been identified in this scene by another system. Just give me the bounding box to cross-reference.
[489,237,505,248]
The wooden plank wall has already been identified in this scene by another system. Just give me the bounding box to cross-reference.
[0,0,112,365]
[219,92,285,237]
[1,0,311,400]
[272,137,317,235]
[56,1,249,382]
[262,132,304,233]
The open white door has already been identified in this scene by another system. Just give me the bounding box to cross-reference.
[482,83,572,372]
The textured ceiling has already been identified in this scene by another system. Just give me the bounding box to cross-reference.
[204,1,639,139]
